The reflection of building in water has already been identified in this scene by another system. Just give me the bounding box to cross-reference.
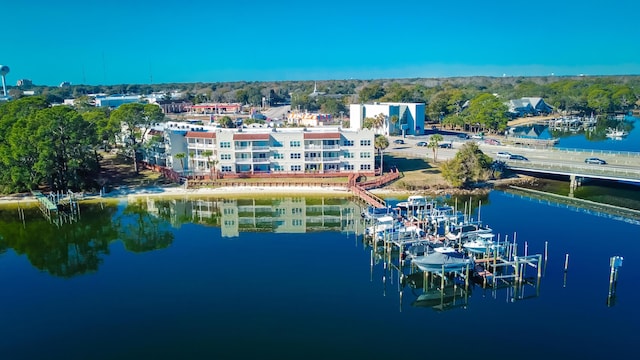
[220,197,363,238]
[139,197,363,237]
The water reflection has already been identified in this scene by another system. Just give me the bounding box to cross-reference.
[0,196,364,277]
[0,205,117,277]
[139,196,364,237]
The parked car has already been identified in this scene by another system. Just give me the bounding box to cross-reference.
[484,138,501,145]
[496,151,512,159]
[585,157,607,165]
[457,133,469,139]
[416,141,428,147]
[393,139,405,144]
[439,142,452,148]
[509,154,528,161]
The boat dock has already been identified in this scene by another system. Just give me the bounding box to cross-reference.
[31,190,81,226]
[361,200,545,310]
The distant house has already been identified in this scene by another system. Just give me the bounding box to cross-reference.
[155,99,193,114]
[507,97,553,117]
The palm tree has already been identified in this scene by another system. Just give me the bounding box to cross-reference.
[374,134,389,175]
[189,151,196,174]
[202,150,214,179]
[374,113,386,134]
[427,134,444,162]
[390,114,399,135]
[174,152,186,172]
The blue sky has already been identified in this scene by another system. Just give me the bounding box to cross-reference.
[3,0,639,86]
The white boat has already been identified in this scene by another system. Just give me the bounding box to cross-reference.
[396,195,432,210]
[375,224,425,242]
[361,206,397,221]
[444,222,492,243]
[411,247,474,272]
[425,206,464,225]
[462,233,504,254]
[365,215,400,236]
[605,128,628,138]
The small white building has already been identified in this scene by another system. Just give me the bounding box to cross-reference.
[349,102,425,136]
[95,94,144,108]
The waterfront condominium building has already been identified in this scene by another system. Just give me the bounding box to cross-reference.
[160,123,376,177]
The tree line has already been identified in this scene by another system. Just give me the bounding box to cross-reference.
[0,97,164,194]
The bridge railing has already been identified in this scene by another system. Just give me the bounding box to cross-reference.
[552,147,640,157]
[505,160,640,181]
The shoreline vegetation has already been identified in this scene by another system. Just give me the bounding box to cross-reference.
[0,149,536,206]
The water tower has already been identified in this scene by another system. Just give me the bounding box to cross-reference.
[0,65,9,97]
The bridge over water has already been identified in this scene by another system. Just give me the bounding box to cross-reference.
[491,146,640,194]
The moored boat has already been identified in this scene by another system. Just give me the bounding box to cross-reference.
[462,232,504,254]
[411,247,474,273]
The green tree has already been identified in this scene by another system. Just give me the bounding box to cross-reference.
[109,103,165,173]
[34,106,99,191]
[219,115,235,128]
[586,87,611,114]
[174,152,186,172]
[427,133,444,162]
[464,93,509,133]
[440,142,492,188]
[358,83,385,103]
[189,151,196,173]
[201,150,216,180]
[374,134,389,174]
[0,97,50,192]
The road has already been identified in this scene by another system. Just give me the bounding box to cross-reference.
[387,134,640,182]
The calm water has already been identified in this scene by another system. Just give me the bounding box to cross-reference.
[1,193,638,360]
[512,114,639,152]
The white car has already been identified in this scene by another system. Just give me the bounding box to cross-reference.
[496,151,512,159]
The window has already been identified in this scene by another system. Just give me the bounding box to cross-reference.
[272,165,284,171]
[221,165,233,172]
[290,140,301,147]
[292,207,303,215]
[360,139,371,146]
[291,165,301,171]
[293,219,303,227]
[343,152,354,158]
[360,164,371,170]
[344,164,354,170]
[220,153,232,160]
[360,152,371,158]
[220,141,231,148]
[290,153,301,159]
[273,152,284,159]
[344,140,354,147]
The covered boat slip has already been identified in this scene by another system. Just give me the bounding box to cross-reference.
[367,224,544,310]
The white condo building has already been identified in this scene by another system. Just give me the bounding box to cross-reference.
[349,102,425,136]
[154,123,376,176]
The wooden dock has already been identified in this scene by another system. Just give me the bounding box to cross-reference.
[31,190,81,226]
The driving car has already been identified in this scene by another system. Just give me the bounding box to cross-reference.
[393,139,405,144]
[456,133,469,139]
[585,157,607,165]
[416,141,428,147]
[439,142,452,148]
[509,154,528,161]
[496,151,512,159]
